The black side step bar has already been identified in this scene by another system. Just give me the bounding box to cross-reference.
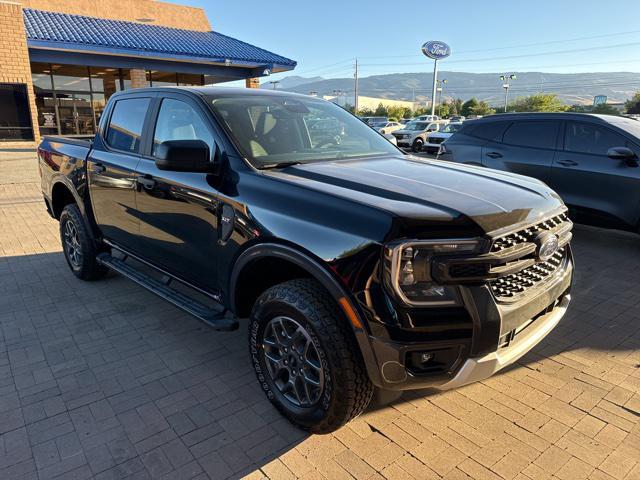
[97,253,238,331]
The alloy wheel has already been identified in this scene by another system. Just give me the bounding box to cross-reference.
[261,316,324,407]
[63,219,82,268]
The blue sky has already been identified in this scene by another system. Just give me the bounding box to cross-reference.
[173,0,640,81]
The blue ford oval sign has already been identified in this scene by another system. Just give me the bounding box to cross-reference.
[421,41,451,60]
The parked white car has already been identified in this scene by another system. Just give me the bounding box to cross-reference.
[374,121,403,135]
[391,120,448,151]
[423,122,464,154]
[414,114,441,122]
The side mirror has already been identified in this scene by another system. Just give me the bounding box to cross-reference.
[155,140,217,173]
[607,146,638,166]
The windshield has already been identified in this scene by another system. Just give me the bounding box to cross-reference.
[405,122,428,131]
[440,123,462,133]
[210,94,398,167]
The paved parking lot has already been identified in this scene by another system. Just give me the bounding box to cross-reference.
[1,153,639,480]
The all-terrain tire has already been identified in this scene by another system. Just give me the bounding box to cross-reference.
[249,279,373,434]
[59,204,108,281]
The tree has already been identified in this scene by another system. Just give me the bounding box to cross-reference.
[625,92,640,114]
[511,94,568,113]
[461,98,479,117]
[449,98,463,116]
[591,104,620,115]
[472,101,495,116]
[374,103,388,117]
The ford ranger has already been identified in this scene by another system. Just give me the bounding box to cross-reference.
[38,87,573,433]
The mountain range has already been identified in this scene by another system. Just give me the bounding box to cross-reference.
[263,72,640,106]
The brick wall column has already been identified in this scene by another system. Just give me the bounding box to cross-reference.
[129,69,148,89]
[0,1,40,148]
[245,78,260,89]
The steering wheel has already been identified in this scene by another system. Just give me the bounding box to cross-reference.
[316,135,342,149]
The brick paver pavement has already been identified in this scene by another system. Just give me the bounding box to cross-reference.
[1,153,639,480]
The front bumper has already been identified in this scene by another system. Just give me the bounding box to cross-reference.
[363,251,573,391]
[438,293,570,390]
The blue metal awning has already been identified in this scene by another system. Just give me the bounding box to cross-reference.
[23,9,296,79]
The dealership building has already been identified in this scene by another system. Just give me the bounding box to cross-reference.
[0,0,296,148]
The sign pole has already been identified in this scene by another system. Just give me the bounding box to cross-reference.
[431,59,438,117]
[422,41,451,117]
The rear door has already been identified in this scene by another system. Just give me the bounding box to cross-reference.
[88,95,153,250]
[481,120,560,183]
[550,121,640,228]
[134,93,222,291]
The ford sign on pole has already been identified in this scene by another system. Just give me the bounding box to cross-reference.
[421,41,451,60]
[422,41,451,116]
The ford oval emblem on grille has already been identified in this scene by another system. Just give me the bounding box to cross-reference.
[536,232,559,262]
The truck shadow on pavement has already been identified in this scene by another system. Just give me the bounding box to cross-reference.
[0,223,639,479]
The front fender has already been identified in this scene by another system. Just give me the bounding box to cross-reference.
[229,242,383,387]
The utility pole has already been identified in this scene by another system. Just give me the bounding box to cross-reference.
[500,74,516,112]
[354,58,359,115]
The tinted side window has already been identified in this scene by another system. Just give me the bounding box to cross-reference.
[503,121,559,149]
[106,98,150,153]
[152,98,214,157]
[467,122,508,141]
[564,122,629,155]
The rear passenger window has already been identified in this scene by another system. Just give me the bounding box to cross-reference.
[468,122,508,141]
[564,122,629,155]
[106,98,150,153]
[502,121,559,149]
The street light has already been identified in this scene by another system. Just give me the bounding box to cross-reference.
[332,89,343,105]
[500,74,516,112]
[267,80,280,90]
[436,79,447,117]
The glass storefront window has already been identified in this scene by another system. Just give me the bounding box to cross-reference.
[150,71,178,86]
[92,93,106,127]
[0,84,34,141]
[32,62,54,91]
[178,73,204,86]
[52,65,91,92]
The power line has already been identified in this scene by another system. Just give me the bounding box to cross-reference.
[355,29,640,60]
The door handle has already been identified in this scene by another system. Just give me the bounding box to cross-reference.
[136,175,156,190]
[486,152,503,159]
[557,159,578,167]
[93,163,106,174]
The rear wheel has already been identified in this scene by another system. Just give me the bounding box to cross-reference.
[249,279,373,434]
[412,138,424,152]
[59,204,108,281]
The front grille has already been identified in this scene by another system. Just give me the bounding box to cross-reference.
[491,247,566,300]
[430,137,445,144]
[491,212,569,253]
[432,210,572,302]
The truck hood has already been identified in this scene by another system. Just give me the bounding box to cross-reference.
[265,155,564,234]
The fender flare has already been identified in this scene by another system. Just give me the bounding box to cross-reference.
[50,176,99,242]
[229,243,382,386]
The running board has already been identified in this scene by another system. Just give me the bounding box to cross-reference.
[96,253,238,331]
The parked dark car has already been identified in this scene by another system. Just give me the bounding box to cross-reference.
[439,113,640,232]
[38,88,573,433]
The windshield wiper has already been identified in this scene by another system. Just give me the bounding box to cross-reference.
[258,161,303,170]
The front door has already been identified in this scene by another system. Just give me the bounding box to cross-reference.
[88,96,152,251]
[481,120,560,184]
[550,121,640,228]
[134,95,221,291]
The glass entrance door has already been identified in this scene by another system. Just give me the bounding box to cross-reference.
[57,93,94,135]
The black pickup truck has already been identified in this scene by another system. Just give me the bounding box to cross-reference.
[38,87,573,433]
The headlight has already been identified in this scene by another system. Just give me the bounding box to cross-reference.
[384,240,481,306]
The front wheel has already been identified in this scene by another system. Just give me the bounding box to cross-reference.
[412,138,424,152]
[59,204,108,280]
[249,279,373,434]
